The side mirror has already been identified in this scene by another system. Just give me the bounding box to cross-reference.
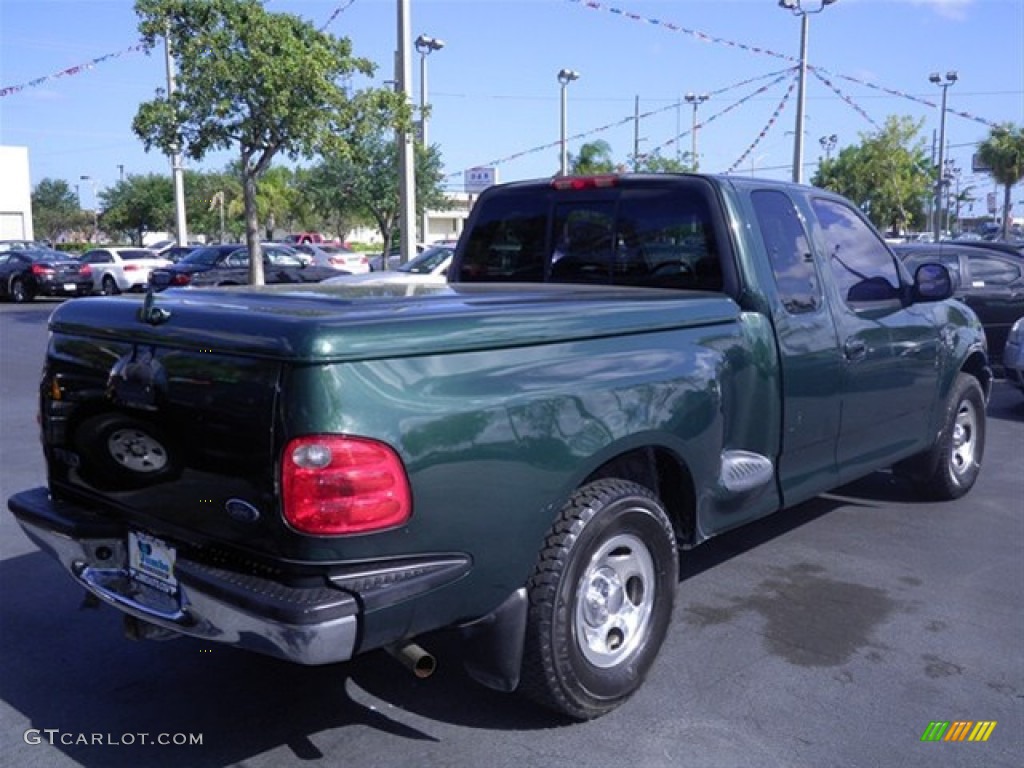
[913,263,953,302]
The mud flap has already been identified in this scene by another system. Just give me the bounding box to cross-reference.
[459,588,528,693]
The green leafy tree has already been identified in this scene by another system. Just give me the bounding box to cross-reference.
[976,123,1024,240]
[634,150,694,173]
[31,178,90,242]
[99,174,175,245]
[568,140,616,175]
[306,133,448,258]
[132,0,403,284]
[811,116,932,234]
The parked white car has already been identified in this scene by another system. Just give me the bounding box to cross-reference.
[80,247,172,294]
[293,243,371,274]
[324,244,454,286]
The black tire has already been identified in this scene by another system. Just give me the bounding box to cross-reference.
[102,275,120,296]
[519,478,678,720]
[10,277,33,303]
[905,373,986,500]
[74,413,178,488]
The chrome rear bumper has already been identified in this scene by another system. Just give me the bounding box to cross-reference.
[8,488,359,665]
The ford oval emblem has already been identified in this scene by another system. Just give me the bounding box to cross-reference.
[225,498,261,524]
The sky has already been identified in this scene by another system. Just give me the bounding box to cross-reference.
[1,0,1022,217]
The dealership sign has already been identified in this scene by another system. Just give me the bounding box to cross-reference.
[464,167,497,194]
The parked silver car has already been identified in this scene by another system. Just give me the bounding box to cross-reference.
[1004,317,1024,396]
[79,247,172,294]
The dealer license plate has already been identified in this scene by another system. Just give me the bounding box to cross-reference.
[128,531,178,594]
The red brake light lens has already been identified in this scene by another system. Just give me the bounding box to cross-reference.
[281,435,412,535]
[551,174,619,191]
[80,265,92,276]
[31,264,55,276]
[171,273,191,286]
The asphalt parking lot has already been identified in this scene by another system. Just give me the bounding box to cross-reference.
[0,299,1021,768]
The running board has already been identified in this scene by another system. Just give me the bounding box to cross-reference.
[720,450,774,493]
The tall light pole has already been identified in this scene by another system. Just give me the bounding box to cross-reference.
[819,133,837,163]
[557,68,580,176]
[930,71,957,241]
[396,0,416,264]
[819,134,835,173]
[415,33,444,244]
[778,0,837,184]
[684,92,709,171]
[163,30,188,247]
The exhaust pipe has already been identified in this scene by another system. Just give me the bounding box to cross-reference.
[386,641,437,679]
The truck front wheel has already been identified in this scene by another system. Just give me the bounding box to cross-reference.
[898,373,986,500]
[519,479,678,720]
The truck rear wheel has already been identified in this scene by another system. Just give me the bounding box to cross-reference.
[519,479,677,720]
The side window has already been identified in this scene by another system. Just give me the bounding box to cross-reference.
[811,197,901,309]
[966,254,1020,287]
[752,190,821,313]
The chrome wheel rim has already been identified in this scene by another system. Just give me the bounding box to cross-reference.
[950,399,978,477]
[574,531,656,668]
[107,428,168,473]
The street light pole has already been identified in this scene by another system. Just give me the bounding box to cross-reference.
[930,71,957,241]
[684,93,709,171]
[415,33,444,244]
[778,0,837,184]
[163,30,188,247]
[557,68,580,176]
[819,134,837,162]
[396,0,416,265]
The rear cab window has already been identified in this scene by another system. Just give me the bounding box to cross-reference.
[455,177,729,294]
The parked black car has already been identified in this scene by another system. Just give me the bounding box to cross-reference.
[148,244,243,288]
[0,248,94,302]
[894,242,1024,362]
[149,243,339,290]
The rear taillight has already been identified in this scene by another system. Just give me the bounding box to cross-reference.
[170,273,191,286]
[80,265,92,276]
[281,435,412,535]
[551,174,619,191]
[31,264,54,276]
[124,264,140,271]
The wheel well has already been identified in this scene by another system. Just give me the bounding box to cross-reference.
[962,351,992,400]
[583,447,696,548]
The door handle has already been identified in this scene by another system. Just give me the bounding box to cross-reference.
[844,338,867,362]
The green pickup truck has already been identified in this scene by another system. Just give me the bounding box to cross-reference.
[8,174,991,720]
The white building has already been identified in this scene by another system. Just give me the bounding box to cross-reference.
[0,146,34,240]
[345,191,478,245]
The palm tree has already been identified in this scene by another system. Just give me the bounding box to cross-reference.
[976,124,1024,239]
